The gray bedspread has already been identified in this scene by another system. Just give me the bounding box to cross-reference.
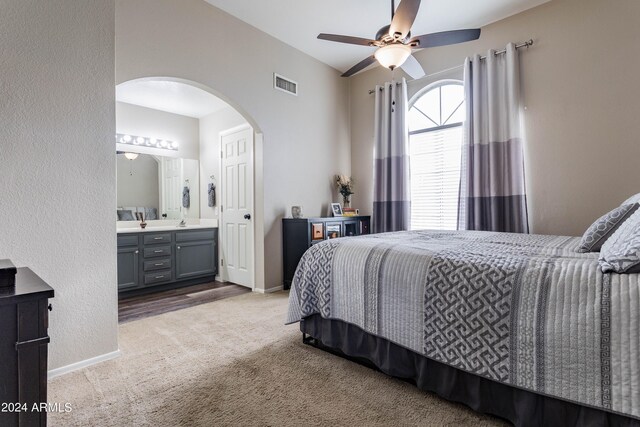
[286,230,640,419]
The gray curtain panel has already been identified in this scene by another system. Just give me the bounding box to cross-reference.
[458,43,529,233]
[373,78,411,233]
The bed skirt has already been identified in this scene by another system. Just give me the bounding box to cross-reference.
[300,315,639,427]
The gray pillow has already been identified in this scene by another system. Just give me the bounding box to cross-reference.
[117,209,135,221]
[144,207,158,220]
[577,203,639,252]
[599,209,640,273]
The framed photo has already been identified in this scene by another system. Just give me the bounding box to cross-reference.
[311,223,324,241]
[326,224,341,239]
[331,203,343,217]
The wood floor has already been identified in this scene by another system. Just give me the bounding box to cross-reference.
[118,281,251,323]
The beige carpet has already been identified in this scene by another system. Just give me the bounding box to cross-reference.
[49,292,506,427]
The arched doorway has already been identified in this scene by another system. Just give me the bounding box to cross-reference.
[115,77,265,319]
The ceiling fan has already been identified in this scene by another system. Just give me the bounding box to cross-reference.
[318,0,481,78]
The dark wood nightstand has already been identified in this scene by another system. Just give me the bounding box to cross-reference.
[282,216,371,290]
[0,268,54,427]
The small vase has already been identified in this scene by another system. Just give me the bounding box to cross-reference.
[342,196,350,208]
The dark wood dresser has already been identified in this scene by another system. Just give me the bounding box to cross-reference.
[282,216,371,290]
[0,268,54,427]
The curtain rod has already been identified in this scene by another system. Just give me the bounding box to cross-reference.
[368,39,534,94]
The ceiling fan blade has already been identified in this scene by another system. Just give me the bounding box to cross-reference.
[341,55,377,77]
[389,0,421,39]
[318,33,377,47]
[409,29,481,48]
[401,54,425,79]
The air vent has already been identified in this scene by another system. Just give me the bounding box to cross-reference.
[274,73,298,96]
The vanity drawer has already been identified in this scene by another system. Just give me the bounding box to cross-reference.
[143,233,172,245]
[143,246,171,258]
[175,229,216,243]
[144,270,172,285]
[117,234,139,247]
[144,258,171,272]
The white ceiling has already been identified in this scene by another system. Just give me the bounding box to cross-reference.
[204,0,550,73]
[116,80,230,119]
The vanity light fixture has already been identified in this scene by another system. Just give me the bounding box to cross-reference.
[115,133,179,152]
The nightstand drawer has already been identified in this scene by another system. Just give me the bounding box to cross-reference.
[143,258,171,272]
[143,233,171,245]
[144,271,171,285]
[143,246,171,258]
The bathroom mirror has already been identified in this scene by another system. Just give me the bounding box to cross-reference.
[116,153,200,221]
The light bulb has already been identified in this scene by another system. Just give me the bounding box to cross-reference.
[122,134,132,143]
[148,138,156,146]
[171,141,179,149]
[135,137,145,145]
[160,140,168,148]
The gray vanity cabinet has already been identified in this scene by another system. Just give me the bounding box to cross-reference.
[176,241,216,279]
[117,228,218,295]
[175,229,217,280]
[117,245,140,290]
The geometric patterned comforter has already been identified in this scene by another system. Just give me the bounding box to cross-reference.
[286,230,640,419]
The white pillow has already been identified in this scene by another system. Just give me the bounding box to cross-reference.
[599,209,640,273]
[621,192,640,206]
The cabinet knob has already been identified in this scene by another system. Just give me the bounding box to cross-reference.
[48,304,53,312]
[177,246,181,250]
[135,250,139,254]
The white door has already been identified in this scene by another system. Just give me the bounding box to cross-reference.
[161,157,182,219]
[221,125,254,288]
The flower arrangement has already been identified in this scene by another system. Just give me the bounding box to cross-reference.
[335,174,355,207]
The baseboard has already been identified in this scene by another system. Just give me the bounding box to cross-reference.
[253,285,283,294]
[48,350,121,379]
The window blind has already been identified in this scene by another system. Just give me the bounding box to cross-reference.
[409,125,463,231]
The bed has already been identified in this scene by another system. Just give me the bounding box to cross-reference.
[286,230,640,426]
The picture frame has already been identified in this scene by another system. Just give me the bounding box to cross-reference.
[331,203,343,217]
[311,223,324,241]
[326,224,341,239]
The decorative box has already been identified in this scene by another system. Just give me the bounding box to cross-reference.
[0,259,17,288]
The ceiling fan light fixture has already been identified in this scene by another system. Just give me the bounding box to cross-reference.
[124,152,139,160]
[374,44,412,70]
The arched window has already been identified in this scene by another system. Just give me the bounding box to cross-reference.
[408,81,465,230]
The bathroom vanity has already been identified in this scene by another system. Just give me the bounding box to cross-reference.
[117,226,218,295]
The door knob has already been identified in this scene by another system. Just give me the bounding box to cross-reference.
[244,214,251,220]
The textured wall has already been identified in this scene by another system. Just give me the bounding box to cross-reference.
[116,0,351,290]
[0,0,117,369]
[199,107,248,220]
[349,0,640,237]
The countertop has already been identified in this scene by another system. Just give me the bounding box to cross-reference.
[116,224,217,234]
